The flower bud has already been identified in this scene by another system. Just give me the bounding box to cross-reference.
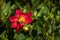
[23,26,29,32]
[23,9,27,13]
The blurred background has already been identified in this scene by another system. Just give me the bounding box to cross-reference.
[0,0,60,40]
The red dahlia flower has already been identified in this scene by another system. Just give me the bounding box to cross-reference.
[9,9,33,32]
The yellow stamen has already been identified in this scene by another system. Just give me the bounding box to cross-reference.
[18,16,25,22]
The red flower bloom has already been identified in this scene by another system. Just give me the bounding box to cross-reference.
[9,9,33,32]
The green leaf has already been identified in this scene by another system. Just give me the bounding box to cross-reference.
[0,31,8,40]
[55,36,60,40]
[37,3,49,14]
[11,4,16,10]
[1,1,11,17]
[31,0,41,8]
[51,7,57,13]
[26,37,32,40]
[14,33,25,40]
[15,2,23,10]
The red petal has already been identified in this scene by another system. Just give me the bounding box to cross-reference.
[11,22,17,28]
[20,22,25,27]
[25,18,33,24]
[15,9,22,18]
[16,25,21,33]
[25,12,32,17]
[9,16,18,22]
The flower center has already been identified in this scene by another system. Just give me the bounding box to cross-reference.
[18,16,25,23]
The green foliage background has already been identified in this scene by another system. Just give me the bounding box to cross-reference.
[0,0,60,40]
